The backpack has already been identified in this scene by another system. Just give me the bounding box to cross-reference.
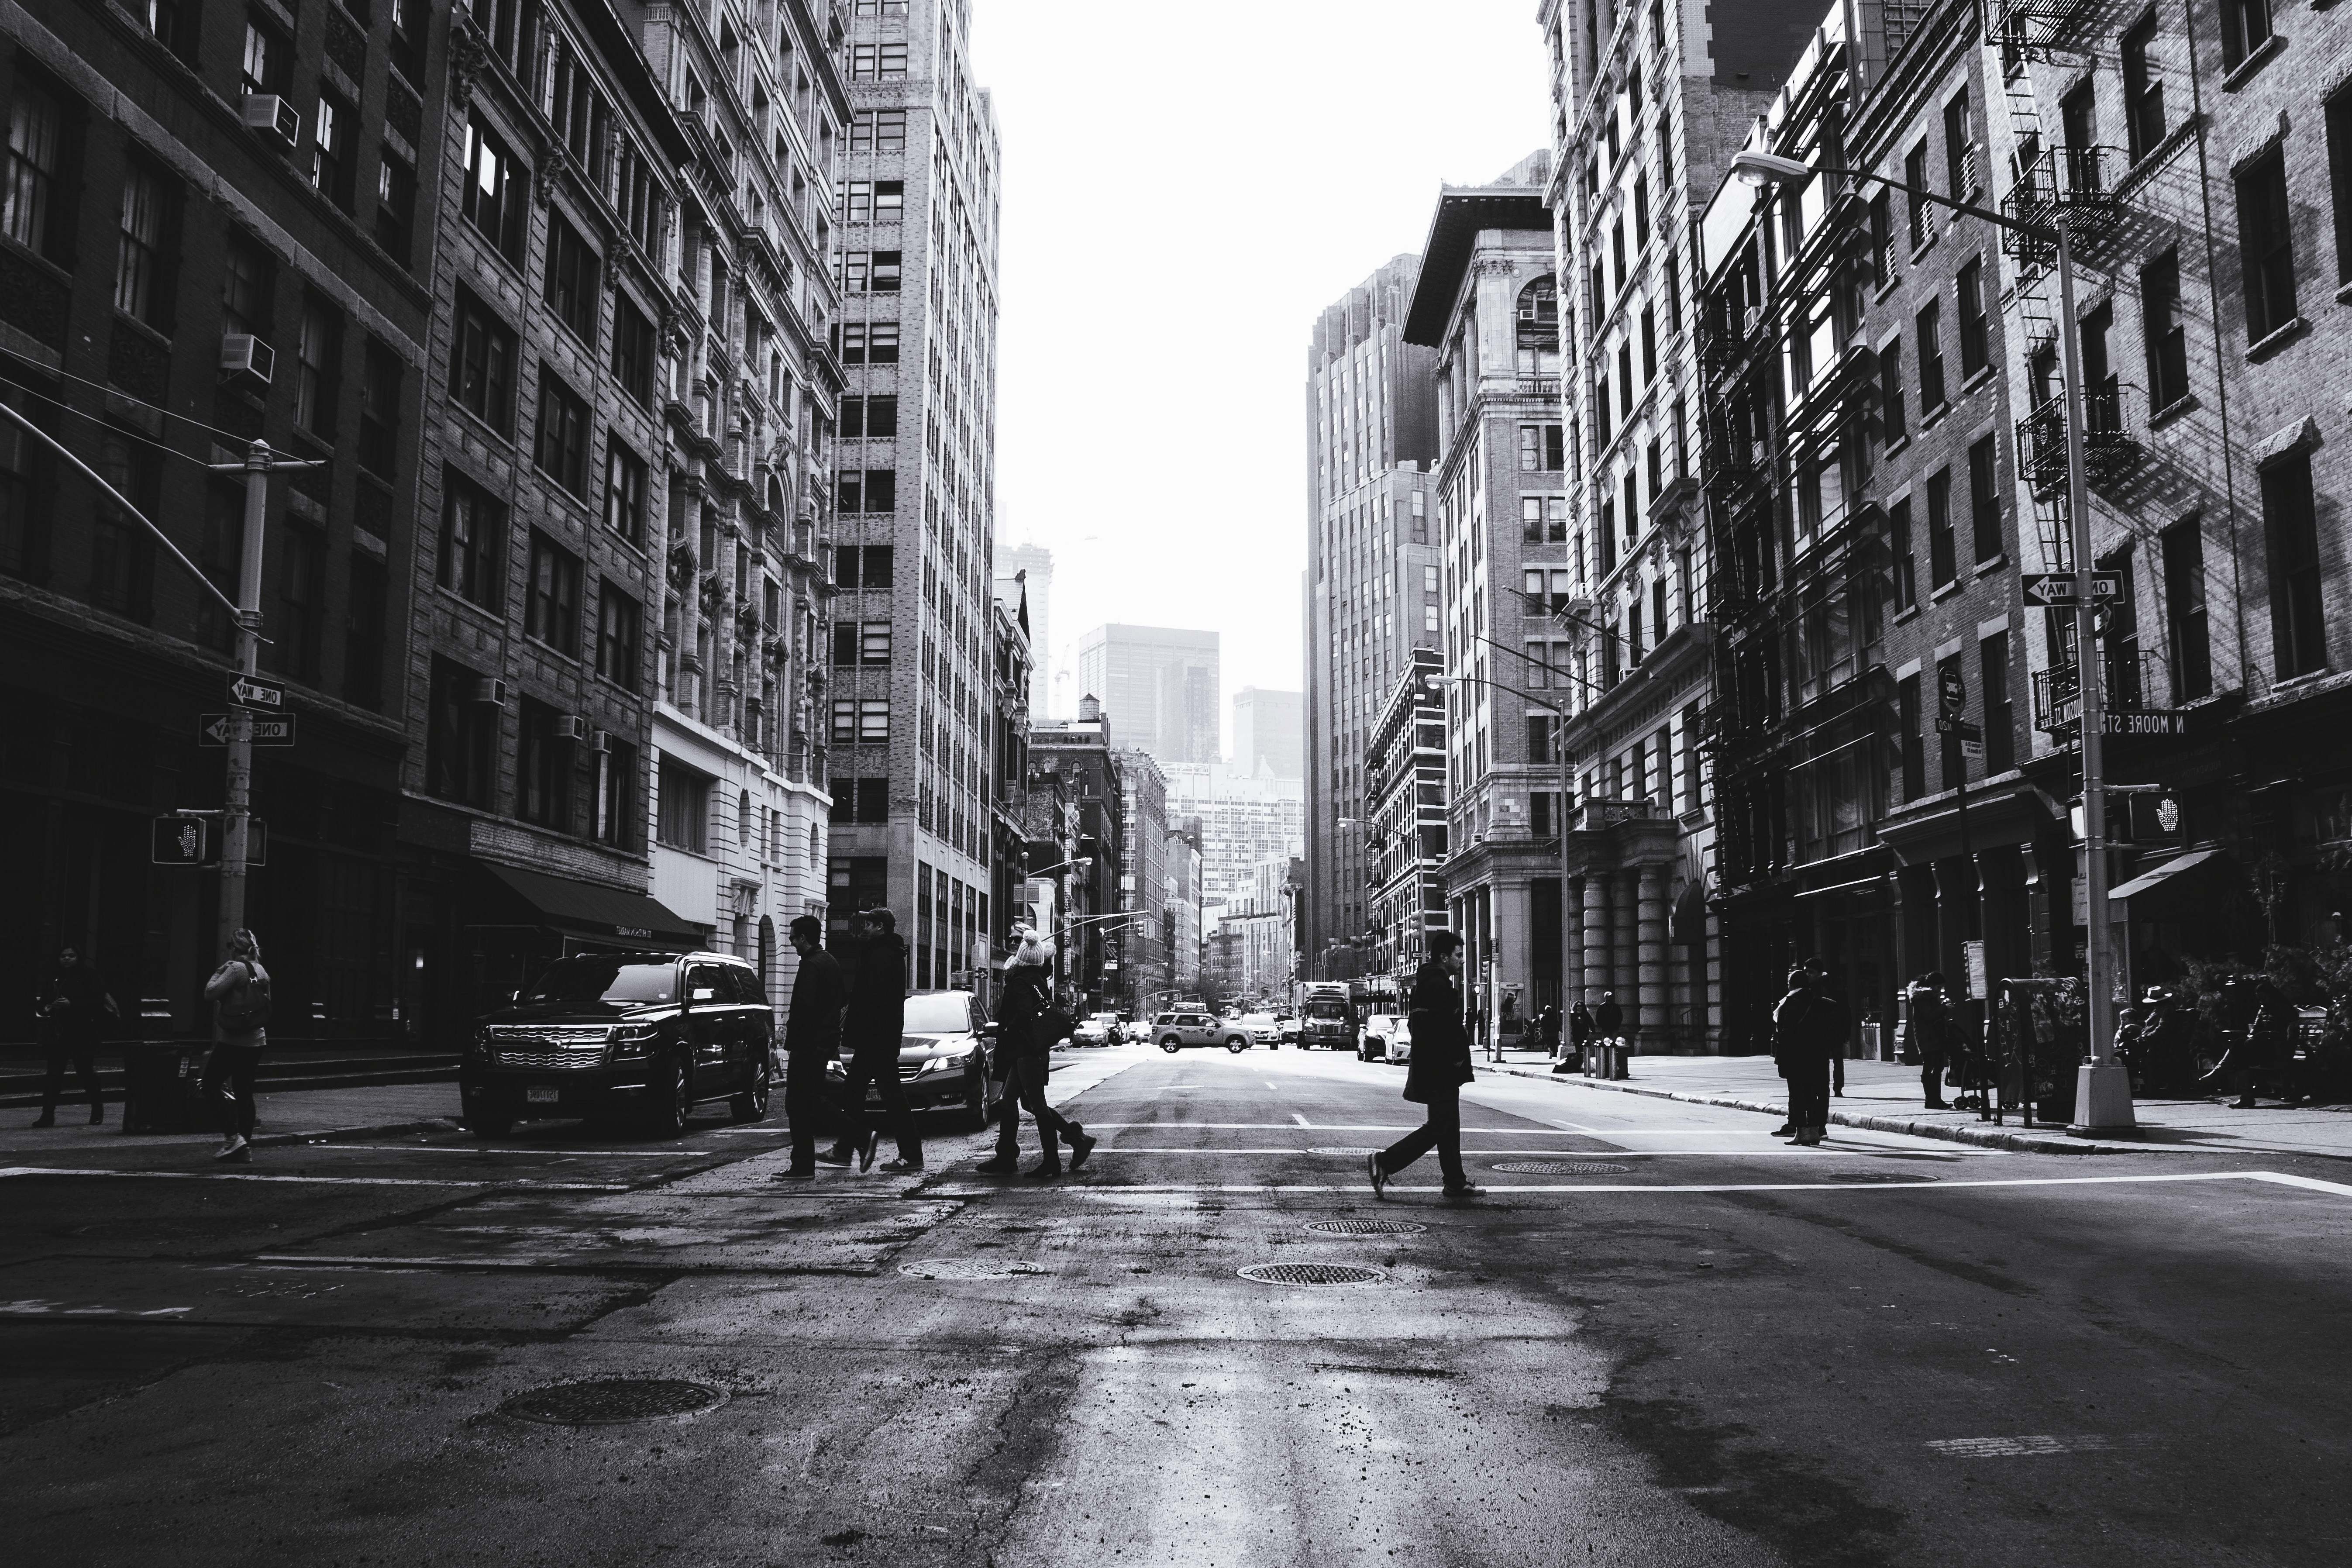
[218,963,272,1033]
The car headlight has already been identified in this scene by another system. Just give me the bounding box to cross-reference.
[919,1047,974,1075]
[608,1023,660,1060]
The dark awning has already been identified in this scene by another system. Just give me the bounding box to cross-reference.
[475,862,703,951]
[2108,848,2226,920]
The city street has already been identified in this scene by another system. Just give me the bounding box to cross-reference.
[4,1045,2347,1566]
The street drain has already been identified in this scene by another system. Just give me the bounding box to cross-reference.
[500,1379,725,1426]
[1305,1219,1426,1236]
[899,1258,1050,1281]
[1238,1262,1384,1286]
[1305,1146,1379,1157]
[1490,1161,1632,1175]
[1822,1172,1939,1183]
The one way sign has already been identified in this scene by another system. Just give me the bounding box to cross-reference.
[2022,572,2123,608]
[198,713,296,746]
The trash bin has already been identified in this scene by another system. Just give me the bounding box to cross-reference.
[122,1042,210,1134]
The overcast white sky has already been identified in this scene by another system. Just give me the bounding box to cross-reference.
[971,2,1551,747]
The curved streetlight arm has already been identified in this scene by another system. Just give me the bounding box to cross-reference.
[1476,631,1603,694]
[1730,151,2049,241]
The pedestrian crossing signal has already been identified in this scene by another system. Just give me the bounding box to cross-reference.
[151,816,209,865]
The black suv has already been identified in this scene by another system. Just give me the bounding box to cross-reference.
[461,951,773,1137]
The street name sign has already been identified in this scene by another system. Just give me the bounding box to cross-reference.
[228,674,286,709]
[2021,572,2123,608]
[2101,710,2190,737]
[198,713,296,747]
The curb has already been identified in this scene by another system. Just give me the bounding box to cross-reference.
[253,1116,466,1148]
[1491,1065,2116,1156]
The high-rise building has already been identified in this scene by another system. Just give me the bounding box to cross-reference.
[826,0,1002,997]
[1232,687,1304,778]
[1402,153,1564,1039]
[994,541,1053,719]
[1074,625,1220,766]
[1302,256,1441,980]
[1165,764,1306,917]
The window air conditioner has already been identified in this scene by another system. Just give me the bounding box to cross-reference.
[552,715,591,742]
[220,334,275,385]
[242,95,301,152]
[1742,304,1765,338]
[463,676,507,707]
[588,728,613,754]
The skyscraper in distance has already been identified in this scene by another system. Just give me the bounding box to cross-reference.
[1074,625,1220,768]
[1232,688,1303,778]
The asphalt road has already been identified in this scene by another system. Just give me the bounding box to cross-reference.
[3,1042,2348,1567]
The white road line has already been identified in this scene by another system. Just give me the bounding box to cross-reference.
[1292,1113,1310,1127]
[297,1145,684,1158]
[923,1172,2352,1199]
[0,1166,628,1190]
[977,1147,1966,1159]
[1925,1435,2152,1457]
[1264,1082,1279,1092]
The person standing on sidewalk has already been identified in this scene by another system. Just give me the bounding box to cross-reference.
[977,931,1095,1179]
[200,930,270,1163]
[1593,991,1623,1048]
[1562,996,1595,1075]
[773,916,847,1182]
[1367,930,1479,1199]
[1907,973,1953,1110]
[820,908,922,1173]
[31,947,115,1128]
[1772,965,1844,1146]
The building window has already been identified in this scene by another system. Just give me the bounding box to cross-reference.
[525,531,582,656]
[594,737,637,848]
[2329,88,2352,287]
[311,92,354,210]
[838,468,896,513]
[2219,0,2272,70]
[2261,451,2325,678]
[597,579,642,689]
[2236,150,2297,342]
[534,366,590,496]
[1916,300,1945,414]
[2140,250,2188,410]
[830,698,856,744]
[1926,467,1955,588]
[1904,141,1931,249]
[1898,673,1925,800]
[359,336,400,477]
[604,439,648,545]
[461,120,528,264]
[220,231,273,341]
[241,14,289,94]
[841,180,903,221]
[1868,190,1892,287]
[1968,436,2002,563]
[859,700,888,742]
[1979,632,2013,773]
[1956,256,1988,377]
[296,296,341,437]
[88,429,157,622]
[1879,338,1906,447]
[2122,17,2165,163]
[543,214,601,344]
[1889,495,1917,610]
[842,395,899,438]
[114,160,176,329]
[344,554,386,709]
[450,291,517,433]
[860,622,892,663]
[2162,517,2211,702]
[426,657,496,807]
[851,110,907,152]
[4,77,72,263]
[612,293,656,408]
[1519,424,1564,471]
[0,376,60,585]
[658,756,709,852]
[1943,88,1975,202]
[278,526,326,682]
[438,470,503,608]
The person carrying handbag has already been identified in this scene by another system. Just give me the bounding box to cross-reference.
[201,929,271,1163]
[976,929,1095,1178]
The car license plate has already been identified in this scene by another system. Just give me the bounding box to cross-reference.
[526,1086,560,1105]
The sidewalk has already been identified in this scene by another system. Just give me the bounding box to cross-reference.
[1480,1049,2352,1160]
[0,1082,461,1160]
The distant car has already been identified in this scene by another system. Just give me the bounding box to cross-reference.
[825,989,1004,1130]
[1239,1011,1282,1048]
[1361,1014,1413,1064]
[1275,1012,1301,1045]
[1072,1014,1115,1047]
[1153,1010,1254,1053]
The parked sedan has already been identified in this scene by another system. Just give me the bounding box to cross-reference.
[1275,1012,1301,1045]
[1360,1014,1413,1064]
[1151,1011,1255,1052]
[826,989,1004,1130]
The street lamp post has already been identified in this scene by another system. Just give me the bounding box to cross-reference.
[1728,148,2130,1130]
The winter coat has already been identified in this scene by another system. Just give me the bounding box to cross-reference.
[994,968,1061,1061]
[1908,985,1950,1058]
[1568,1005,1595,1045]
[1593,999,1624,1037]
[42,961,114,1042]
[841,934,909,1051]
[1402,958,1474,1104]
[1771,981,1846,1068]
[782,947,847,1058]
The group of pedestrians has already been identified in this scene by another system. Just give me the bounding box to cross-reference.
[29,933,272,1162]
[773,909,1094,1182]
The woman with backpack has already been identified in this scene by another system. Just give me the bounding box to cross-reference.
[201,928,270,1163]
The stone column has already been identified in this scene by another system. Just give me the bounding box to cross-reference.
[1582,874,1611,1017]
[1612,869,1639,1034]
[1637,864,1669,1051]
[1565,875,1586,1003]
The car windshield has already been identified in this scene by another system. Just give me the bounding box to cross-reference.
[1242,1013,1274,1026]
[1306,1001,1349,1019]
[903,993,972,1033]
[523,958,675,1006]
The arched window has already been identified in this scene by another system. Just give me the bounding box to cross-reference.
[1516,277,1560,377]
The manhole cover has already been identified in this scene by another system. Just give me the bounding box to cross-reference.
[1490,1161,1632,1175]
[500,1379,724,1426]
[899,1259,1050,1281]
[1305,1146,1379,1157]
[1238,1262,1385,1286]
[1305,1219,1427,1236]
[1822,1172,1939,1183]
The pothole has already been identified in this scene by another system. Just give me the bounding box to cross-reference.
[1490,1161,1632,1175]
[1305,1146,1380,1156]
[1305,1219,1427,1236]
[1237,1262,1385,1286]
[499,1379,726,1426]
[1822,1172,1939,1183]
[898,1258,1050,1281]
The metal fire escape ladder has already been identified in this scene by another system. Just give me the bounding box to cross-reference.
[1991,44,2074,572]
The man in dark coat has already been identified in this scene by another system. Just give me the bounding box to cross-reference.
[1593,991,1624,1043]
[1907,973,1952,1110]
[1561,997,1596,1075]
[1368,930,1479,1199]
[1773,965,1846,1145]
[33,946,115,1127]
[775,916,846,1181]
[977,939,1095,1178]
[821,908,923,1172]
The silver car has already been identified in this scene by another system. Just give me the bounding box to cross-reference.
[1151,1011,1254,1053]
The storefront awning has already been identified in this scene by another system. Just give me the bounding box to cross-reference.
[475,863,703,951]
[2108,848,2225,919]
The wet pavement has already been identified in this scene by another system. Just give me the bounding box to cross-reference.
[3,1044,2347,1566]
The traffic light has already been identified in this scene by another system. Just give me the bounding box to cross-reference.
[151,816,209,865]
